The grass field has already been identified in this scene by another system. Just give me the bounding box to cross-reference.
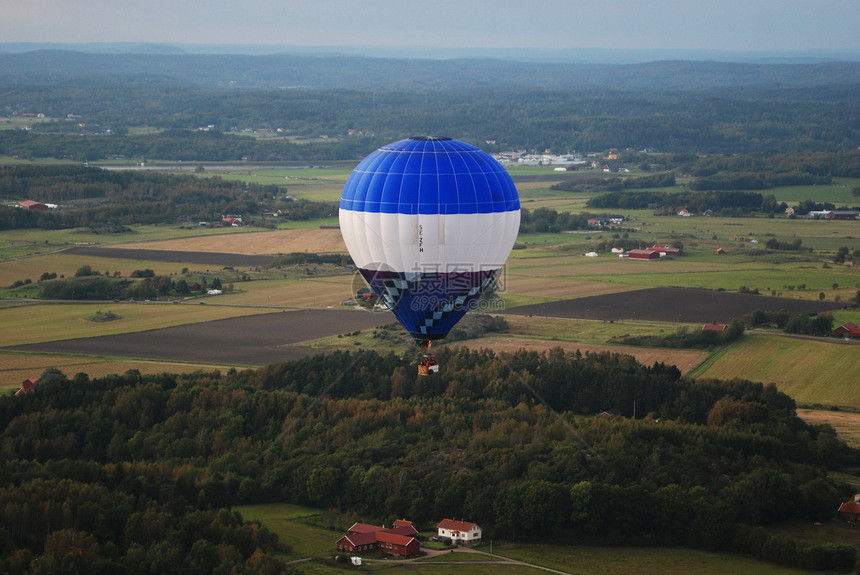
[0,351,231,392]
[0,302,274,346]
[693,333,860,407]
[234,502,823,575]
[490,543,818,575]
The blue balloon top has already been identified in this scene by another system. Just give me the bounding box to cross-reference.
[340,137,520,215]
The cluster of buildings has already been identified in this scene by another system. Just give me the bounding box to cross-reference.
[797,210,860,220]
[335,518,481,558]
[587,244,682,260]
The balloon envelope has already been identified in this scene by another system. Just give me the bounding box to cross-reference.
[340,137,520,345]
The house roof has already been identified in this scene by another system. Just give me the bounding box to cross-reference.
[838,501,860,514]
[703,324,727,332]
[388,524,418,536]
[437,519,478,532]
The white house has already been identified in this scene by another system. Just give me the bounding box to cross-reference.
[437,519,482,544]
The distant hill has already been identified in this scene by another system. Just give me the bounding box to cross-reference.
[1,49,859,91]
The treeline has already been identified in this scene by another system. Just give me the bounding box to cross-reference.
[269,252,352,268]
[519,207,593,233]
[609,320,745,349]
[741,309,834,337]
[587,189,781,215]
[579,151,860,214]
[0,165,338,230]
[1,349,857,571]
[0,128,378,163]
[690,171,831,191]
[551,172,676,193]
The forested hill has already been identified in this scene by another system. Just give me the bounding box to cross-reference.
[1,348,859,572]
[1,50,859,91]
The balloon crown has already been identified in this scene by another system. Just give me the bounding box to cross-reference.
[408,136,452,141]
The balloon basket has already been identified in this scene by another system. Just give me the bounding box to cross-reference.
[417,355,439,376]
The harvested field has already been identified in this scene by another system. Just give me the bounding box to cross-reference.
[503,276,634,300]
[503,287,844,324]
[64,246,275,268]
[455,337,709,374]
[102,228,346,255]
[0,353,233,392]
[798,409,860,447]
[695,333,860,407]
[11,309,390,366]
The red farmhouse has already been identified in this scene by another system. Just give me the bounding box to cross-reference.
[335,520,420,557]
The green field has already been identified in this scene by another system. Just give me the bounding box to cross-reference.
[234,503,825,575]
[692,333,860,406]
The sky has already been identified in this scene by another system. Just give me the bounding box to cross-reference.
[1,0,858,55]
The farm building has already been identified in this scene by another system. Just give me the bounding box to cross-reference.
[716,248,727,255]
[335,520,420,557]
[838,496,860,521]
[18,200,49,211]
[833,322,860,339]
[15,377,38,397]
[436,519,482,544]
[827,211,859,221]
[702,324,727,332]
[650,244,682,256]
[627,249,661,260]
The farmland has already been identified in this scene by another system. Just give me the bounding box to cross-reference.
[2,163,859,407]
[233,502,826,575]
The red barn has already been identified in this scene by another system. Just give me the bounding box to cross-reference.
[834,322,860,338]
[628,249,660,260]
[838,498,860,521]
[15,377,38,397]
[18,200,49,211]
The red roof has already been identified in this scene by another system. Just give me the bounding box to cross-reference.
[376,532,417,546]
[18,200,49,210]
[348,522,382,534]
[703,324,726,332]
[437,519,478,532]
[838,501,860,516]
[834,322,860,338]
[338,532,377,547]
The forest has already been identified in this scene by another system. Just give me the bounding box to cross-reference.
[1,53,859,157]
[0,165,338,230]
[1,349,858,572]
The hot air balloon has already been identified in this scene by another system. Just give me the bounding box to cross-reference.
[339,137,520,374]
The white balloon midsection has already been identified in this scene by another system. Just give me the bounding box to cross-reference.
[339,209,521,273]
